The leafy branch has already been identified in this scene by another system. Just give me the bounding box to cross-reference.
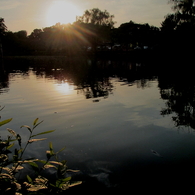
[0,107,81,194]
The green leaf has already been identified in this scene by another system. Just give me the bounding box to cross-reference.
[56,147,66,155]
[33,118,39,126]
[6,143,14,150]
[0,118,12,127]
[18,148,23,154]
[55,177,71,188]
[30,130,55,138]
[49,142,54,154]
[37,160,48,164]
[27,175,33,184]
[28,162,40,173]
[20,125,32,133]
[8,139,17,142]
[28,161,39,168]
[49,142,53,151]
[33,120,44,130]
[49,183,56,187]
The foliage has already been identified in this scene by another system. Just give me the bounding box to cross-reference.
[1,7,162,55]
[0,107,81,194]
[161,14,179,31]
[115,21,160,48]
[162,0,195,29]
[159,0,195,56]
[2,3,195,56]
[170,0,195,17]
[0,18,7,37]
[76,8,116,28]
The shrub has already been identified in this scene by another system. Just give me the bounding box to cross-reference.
[0,106,81,194]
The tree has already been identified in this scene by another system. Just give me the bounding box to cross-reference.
[75,8,116,50]
[169,0,195,23]
[29,29,43,40]
[114,21,159,49]
[76,8,116,28]
[160,0,195,53]
[15,30,27,39]
[0,18,7,68]
[0,18,7,36]
[161,14,178,31]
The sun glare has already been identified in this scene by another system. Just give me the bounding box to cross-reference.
[55,81,74,95]
[45,1,81,26]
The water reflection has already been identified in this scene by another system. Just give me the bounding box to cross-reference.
[55,81,74,95]
[31,58,156,99]
[158,66,195,130]
[0,72,9,94]
[2,56,195,130]
[0,57,166,100]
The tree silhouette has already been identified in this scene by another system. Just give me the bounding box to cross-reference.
[76,8,116,28]
[113,21,160,50]
[170,0,195,22]
[0,18,7,69]
[160,1,195,58]
[161,14,178,31]
[75,8,116,51]
[0,18,7,36]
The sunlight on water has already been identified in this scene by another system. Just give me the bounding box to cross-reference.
[54,81,74,95]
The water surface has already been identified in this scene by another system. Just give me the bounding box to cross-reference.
[1,57,195,192]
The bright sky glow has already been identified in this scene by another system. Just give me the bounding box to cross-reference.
[45,1,82,26]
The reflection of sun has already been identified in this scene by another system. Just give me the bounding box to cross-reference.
[45,1,82,26]
[55,81,74,95]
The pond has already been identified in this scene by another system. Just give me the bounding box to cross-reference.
[1,56,195,193]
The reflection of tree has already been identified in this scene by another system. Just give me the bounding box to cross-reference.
[3,57,158,100]
[33,58,114,100]
[0,72,9,94]
[76,77,112,99]
[33,57,158,102]
[159,70,195,129]
[31,56,159,101]
[111,60,157,89]
[0,59,31,94]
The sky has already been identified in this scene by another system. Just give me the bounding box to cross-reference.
[0,0,173,35]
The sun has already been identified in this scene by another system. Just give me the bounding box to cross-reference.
[45,1,81,26]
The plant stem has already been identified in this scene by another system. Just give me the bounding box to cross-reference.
[12,130,33,173]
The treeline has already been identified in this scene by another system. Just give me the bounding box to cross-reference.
[1,21,160,56]
[0,7,160,56]
[0,1,195,57]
